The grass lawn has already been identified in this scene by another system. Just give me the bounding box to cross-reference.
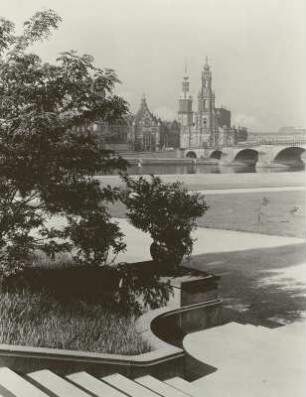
[109,189,305,238]
[201,190,305,238]
[0,287,150,355]
[185,243,306,327]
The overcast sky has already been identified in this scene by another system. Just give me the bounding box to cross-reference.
[1,0,305,131]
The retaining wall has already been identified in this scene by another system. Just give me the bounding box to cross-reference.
[0,266,222,379]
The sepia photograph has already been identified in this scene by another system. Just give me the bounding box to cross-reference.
[0,0,305,396]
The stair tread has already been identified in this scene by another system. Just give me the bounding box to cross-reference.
[183,322,283,367]
[103,373,160,397]
[67,371,127,397]
[165,377,203,397]
[0,367,49,397]
[28,369,92,397]
[135,375,190,397]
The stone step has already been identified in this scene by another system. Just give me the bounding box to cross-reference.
[241,323,304,348]
[135,375,190,397]
[28,369,93,397]
[0,367,49,397]
[103,373,160,397]
[183,323,252,367]
[165,377,203,397]
[243,323,275,335]
[67,371,127,397]
[184,321,289,368]
[274,321,306,338]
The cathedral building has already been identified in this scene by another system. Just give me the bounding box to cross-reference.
[178,58,247,148]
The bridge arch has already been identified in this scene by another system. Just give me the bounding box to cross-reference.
[185,151,197,159]
[233,149,259,166]
[210,150,223,160]
[273,146,305,167]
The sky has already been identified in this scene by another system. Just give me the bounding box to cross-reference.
[1,0,305,131]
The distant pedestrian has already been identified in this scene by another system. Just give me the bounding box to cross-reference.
[137,159,142,175]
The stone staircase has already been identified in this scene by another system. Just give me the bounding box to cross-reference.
[0,367,204,397]
[184,321,306,397]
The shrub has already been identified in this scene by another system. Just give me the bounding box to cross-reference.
[121,174,208,266]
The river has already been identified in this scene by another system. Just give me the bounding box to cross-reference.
[125,163,305,175]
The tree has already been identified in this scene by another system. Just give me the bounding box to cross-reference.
[121,174,208,267]
[0,10,129,276]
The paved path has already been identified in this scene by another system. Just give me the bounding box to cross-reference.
[198,186,305,195]
[115,218,304,264]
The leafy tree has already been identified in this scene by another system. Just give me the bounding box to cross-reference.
[121,175,208,267]
[0,10,129,276]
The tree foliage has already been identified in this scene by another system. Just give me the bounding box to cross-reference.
[121,175,208,266]
[0,10,129,275]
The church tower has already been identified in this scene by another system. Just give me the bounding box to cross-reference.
[197,57,216,144]
[178,66,193,128]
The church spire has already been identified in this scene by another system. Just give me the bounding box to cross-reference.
[178,61,190,99]
[178,63,193,128]
[141,93,147,105]
[204,56,210,71]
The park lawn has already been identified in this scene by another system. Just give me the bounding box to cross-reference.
[185,242,306,327]
[109,190,305,238]
[0,286,150,355]
[201,190,305,238]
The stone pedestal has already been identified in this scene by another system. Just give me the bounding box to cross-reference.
[167,269,219,309]
[151,267,222,342]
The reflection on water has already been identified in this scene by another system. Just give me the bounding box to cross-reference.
[126,163,304,175]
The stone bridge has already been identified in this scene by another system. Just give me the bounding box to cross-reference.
[184,141,306,168]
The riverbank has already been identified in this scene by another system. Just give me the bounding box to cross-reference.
[97,171,305,191]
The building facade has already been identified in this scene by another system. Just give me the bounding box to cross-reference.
[179,58,248,149]
[86,96,181,152]
[130,96,180,151]
[130,96,162,151]
[84,59,248,152]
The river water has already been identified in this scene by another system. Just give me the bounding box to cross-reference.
[126,163,304,175]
